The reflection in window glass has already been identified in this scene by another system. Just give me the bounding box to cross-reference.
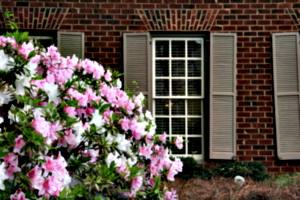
[155,118,169,134]
[171,41,185,57]
[156,60,169,77]
[156,41,169,57]
[172,80,185,96]
[156,79,169,96]
[188,80,201,96]
[188,60,201,77]
[171,99,185,115]
[172,118,185,134]
[155,99,169,115]
[188,137,202,154]
[172,60,185,77]
[188,40,201,57]
[188,118,201,135]
[188,99,201,115]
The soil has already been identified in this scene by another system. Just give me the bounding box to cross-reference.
[167,177,300,200]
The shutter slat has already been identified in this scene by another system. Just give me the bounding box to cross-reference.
[58,31,84,59]
[123,33,152,111]
[210,33,236,160]
[273,32,300,160]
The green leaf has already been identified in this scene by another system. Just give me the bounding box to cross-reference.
[100,103,111,113]
[27,50,36,59]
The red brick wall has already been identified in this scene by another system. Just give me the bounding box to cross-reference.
[1,0,300,174]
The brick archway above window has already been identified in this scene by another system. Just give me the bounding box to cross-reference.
[136,9,219,31]
[287,9,300,30]
[0,7,69,29]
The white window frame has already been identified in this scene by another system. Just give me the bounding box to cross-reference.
[152,37,204,160]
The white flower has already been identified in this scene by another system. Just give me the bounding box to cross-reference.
[0,162,9,190]
[0,50,14,72]
[8,105,19,124]
[106,152,121,167]
[234,175,245,185]
[89,110,105,133]
[145,110,153,121]
[24,62,38,77]
[72,121,85,141]
[15,74,31,95]
[0,117,3,124]
[116,78,122,88]
[0,88,13,106]
[43,82,60,102]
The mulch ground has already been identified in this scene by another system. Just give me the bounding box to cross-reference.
[167,177,300,200]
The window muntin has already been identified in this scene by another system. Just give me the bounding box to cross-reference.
[153,38,204,160]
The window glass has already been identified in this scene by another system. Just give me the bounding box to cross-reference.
[153,38,204,160]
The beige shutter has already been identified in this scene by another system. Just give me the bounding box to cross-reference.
[210,33,237,160]
[123,33,152,111]
[273,32,300,160]
[58,31,84,59]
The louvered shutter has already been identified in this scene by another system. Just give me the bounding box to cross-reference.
[58,31,84,59]
[123,33,152,111]
[210,33,237,160]
[273,33,300,160]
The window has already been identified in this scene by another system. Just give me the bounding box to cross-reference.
[33,36,54,49]
[272,32,300,160]
[153,38,204,160]
[123,33,236,161]
[2,30,85,59]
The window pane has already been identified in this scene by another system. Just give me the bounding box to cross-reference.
[188,99,201,115]
[155,99,169,115]
[171,41,185,57]
[171,137,185,154]
[172,80,185,96]
[172,60,185,77]
[188,40,201,58]
[155,118,169,134]
[188,60,201,77]
[156,79,169,96]
[156,41,169,57]
[188,118,201,135]
[156,60,169,77]
[38,39,54,48]
[172,118,185,135]
[171,99,185,115]
[188,137,202,154]
[188,80,201,96]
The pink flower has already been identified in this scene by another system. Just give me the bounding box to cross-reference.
[120,117,131,131]
[13,135,25,155]
[104,70,112,81]
[131,176,143,192]
[38,176,60,198]
[64,106,77,118]
[159,132,168,144]
[31,115,51,138]
[10,189,29,200]
[116,163,130,179]
[4,153,18,166]
[42,153,67,176]
[28,166,45,192]
[164,188,178,200]
[139,145,153,159]
[174,136,183,149]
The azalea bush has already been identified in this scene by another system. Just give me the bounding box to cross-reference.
[0,28,183,199]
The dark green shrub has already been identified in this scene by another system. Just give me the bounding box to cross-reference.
[212,162,269,182]
[175,157,212,180]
